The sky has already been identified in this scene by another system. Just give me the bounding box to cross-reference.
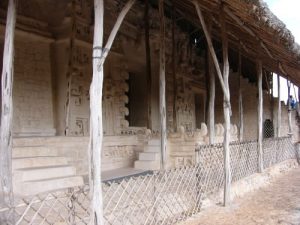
[264,0,299,102]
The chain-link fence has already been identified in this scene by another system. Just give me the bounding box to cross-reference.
[0,136,297,225]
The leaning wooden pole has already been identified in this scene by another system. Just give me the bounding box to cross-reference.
[257,60,264,173]
[144,0,152,130]
[90,0,135,224]
[277,74,281,137]
[159,0,167,169]
[0,0,17,217]
[193,1,229,101]
[220,6,231,206]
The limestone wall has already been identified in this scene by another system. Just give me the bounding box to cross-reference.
[215,71,299,141]
[12,36,55,136]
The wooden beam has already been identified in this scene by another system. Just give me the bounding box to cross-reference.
[238,47,244,142]
[271,72,274,122]
[90,0,105,224]
[90,0,135,224]
[207,16,215,144]
[277,74,281,137]
[144,0,152,130]
[0,0,17,218]
[220,5,231,207]
[65,0,76,136]
[287,78,292,135]
[257,59,264,173]
[97,0,136,67]
[172,2,177,132]
[193,1,229,102]
[159,0,167,169]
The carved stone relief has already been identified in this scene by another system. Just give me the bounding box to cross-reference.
[175,78,196,132]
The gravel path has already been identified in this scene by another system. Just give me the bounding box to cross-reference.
[183,168,300,225]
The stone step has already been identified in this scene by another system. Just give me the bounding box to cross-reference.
[139,152,160,161]
[144,145,160,153]
[12,157,69,170]
[14,176,84,196]
[13,165,76,182]
[13,146,58,158]
[134,160,160,170]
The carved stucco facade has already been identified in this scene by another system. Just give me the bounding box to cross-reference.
[0,0,298,174]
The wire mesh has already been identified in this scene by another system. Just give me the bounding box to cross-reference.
[0,136,296,225]
[263,136,295,168]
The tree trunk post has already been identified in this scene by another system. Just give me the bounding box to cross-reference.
[159,0,167,169]
[172,2,177,132]
[90,1,105,224]
[238,48,243,142]
[257,60,264,173]
[90,1,135,224]
[220,6,231,206]
[277,74,281,137]
[145,0,152,130]
[207,17,215,145]
[0,0,18,222]
[287,79,292,135]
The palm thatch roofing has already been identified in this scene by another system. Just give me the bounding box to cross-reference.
[168,0,300,85]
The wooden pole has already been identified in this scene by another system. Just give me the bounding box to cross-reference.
[277,74,281,137]
[144,0,152,130]
[207,17,215,144]
[220,6,231,206]
[271,73,274,122]
[0,0,17,217]
[159,0,167,169]
[90,0,105,224]
[257,60,264,173]
[172,2,177,132]
[238,48,244,142]
[287,78,292,135]
[90,0,135,224]
[65,0,76,136]
[193,1,229,101]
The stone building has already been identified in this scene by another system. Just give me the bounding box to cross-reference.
[0,0,300,224]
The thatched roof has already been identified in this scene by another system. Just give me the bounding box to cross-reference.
[171,0,300,85]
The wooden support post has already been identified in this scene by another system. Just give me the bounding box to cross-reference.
[144,0,152,130]
[287,79,292,135]
[65,0,76,136]
[207,17,215,144]
[277,74,281,137]
[257,60,264,173]
[172,2,177,132]
[238,48,244,142]
[159,0,167,169]
[0,0,17,216]
[90,0,135,224]
[271,73,274,122]
[220,6,231,206]
[90,1,105,223]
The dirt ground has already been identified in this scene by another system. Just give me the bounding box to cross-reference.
[183,168,300,225]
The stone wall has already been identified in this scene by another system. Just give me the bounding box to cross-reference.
[12,36,55,136]
[215,71,299,141]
